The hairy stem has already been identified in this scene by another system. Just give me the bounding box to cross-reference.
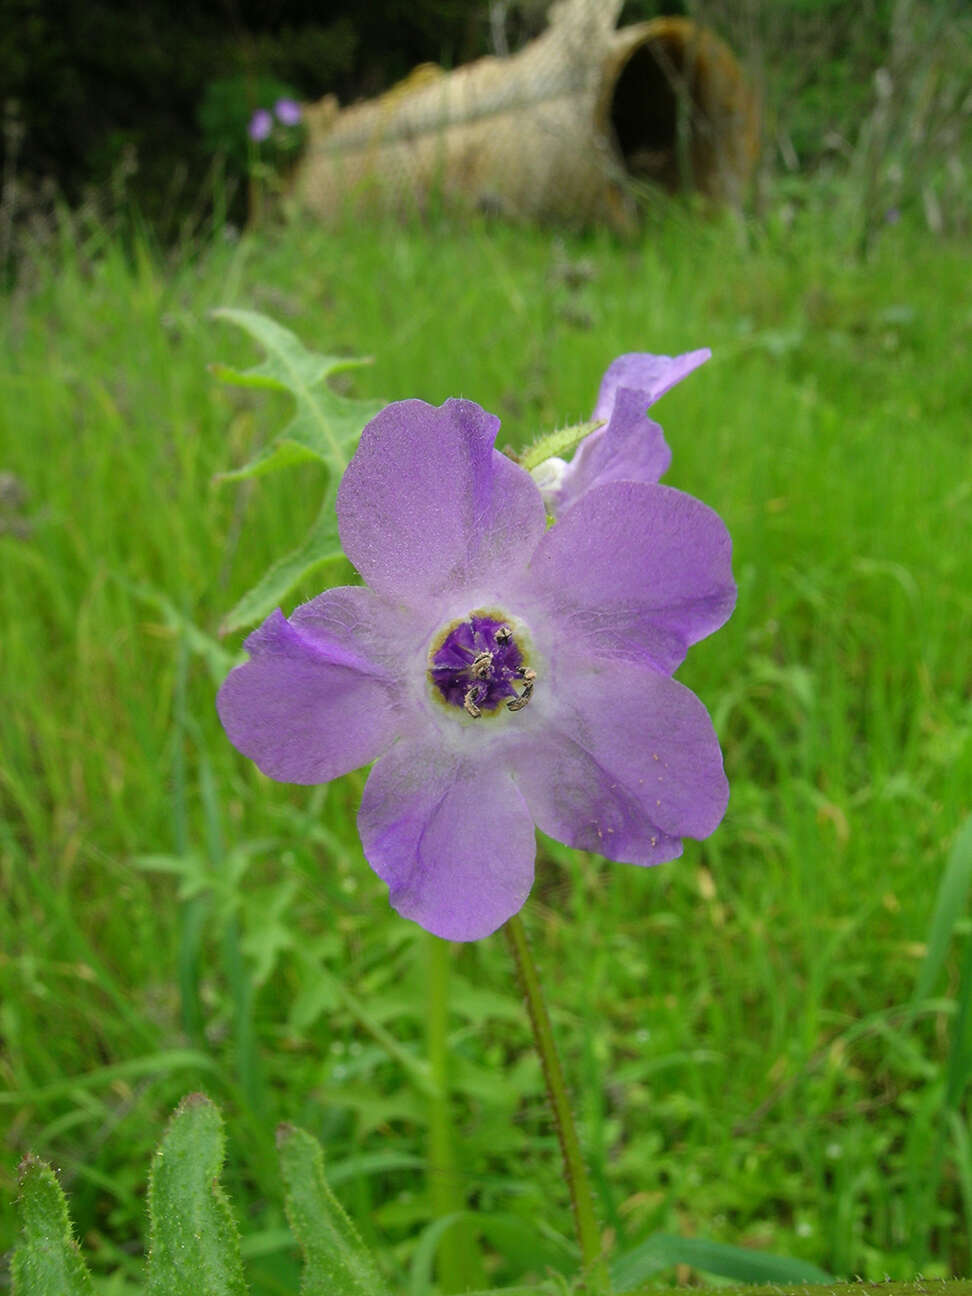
[504,912,604,1278]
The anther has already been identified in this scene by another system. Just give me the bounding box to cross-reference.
[429,612,533,718]
[471,651,493,679]
[464,685,483,718]
[507,666,536,712]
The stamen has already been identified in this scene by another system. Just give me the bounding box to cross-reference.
[507,666,536,712]
[428,612,534,719]
[471,651,493,679]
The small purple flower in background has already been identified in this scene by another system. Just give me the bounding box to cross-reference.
[218,394,735,941]
[885,207,901,225]
[274,98,302,127]
[248,108,273,142]
[532,348,710,515]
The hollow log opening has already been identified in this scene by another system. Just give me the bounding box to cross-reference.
[610,34,703,191]
[604,15,760,200]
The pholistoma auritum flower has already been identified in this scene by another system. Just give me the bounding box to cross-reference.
[218,388,735,941]
[247,108,273,142]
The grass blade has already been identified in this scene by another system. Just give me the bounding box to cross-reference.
[611,1232,832,1290]
[914,815,972,1003]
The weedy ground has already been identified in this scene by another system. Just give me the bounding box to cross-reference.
[0,198,970,1293]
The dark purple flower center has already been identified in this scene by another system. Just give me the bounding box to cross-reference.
[428,611,535,718]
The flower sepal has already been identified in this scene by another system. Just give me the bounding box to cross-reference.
[519,417,605,473]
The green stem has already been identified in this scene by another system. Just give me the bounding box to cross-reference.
[504,913,604,1277]
[426,933,482,1292]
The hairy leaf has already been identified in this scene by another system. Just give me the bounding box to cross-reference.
[277,1123,391,1296]
[146,1093,247,1296]
[12,1156,94,1296]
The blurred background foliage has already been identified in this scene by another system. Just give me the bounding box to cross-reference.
[1,0,968,238]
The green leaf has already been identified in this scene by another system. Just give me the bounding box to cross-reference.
[323,1150,425,1187]
[949,1108,972,1248]
[520,418,604,472]
[146,1093,247,1296]
[220,494,346,635]
[210,308,383,478]
[276,1123,391,1296]
[914,814,972,1003]
[476,1213,575,1276]
[409,1211,470,1296]
[611,1232,833,1290]
[945,897,972,1110]
[12,1155,94,1296]
[408,1210,574,1296]
[215,435,321,484]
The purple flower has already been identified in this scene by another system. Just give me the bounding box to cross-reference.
[248,108,273,142]
[217,397,735,941]
[533,348,711,515]
[274,98,302,127]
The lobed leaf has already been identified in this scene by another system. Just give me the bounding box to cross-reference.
[215,435,321,484]
[210,307,383,479]
[11,1155,94,1296]
[146,1092,247,1296]
[277,1122,391,1296]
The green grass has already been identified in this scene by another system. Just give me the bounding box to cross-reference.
[1,199,970,1293]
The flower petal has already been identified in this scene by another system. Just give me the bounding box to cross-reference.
[520,481,735,674]
[556,386,672,512]
[592,348,711,421]
[337,398,546,609]
[358,741,536,940]
[216,587,404,784]
[509,656,728,861]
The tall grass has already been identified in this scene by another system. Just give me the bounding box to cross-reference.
[1,200,970,1291]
